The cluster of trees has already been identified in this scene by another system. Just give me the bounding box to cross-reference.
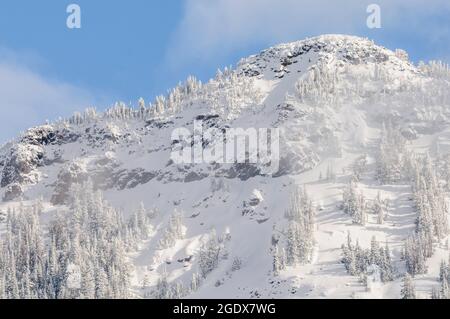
[432,259,450,299]
[295,62,341,107]
[341,234,394,283]
[402,235,429,276]
[209,68,263,120]
[0,182,154,299]
[437,154,450,192]
[67,77,202,125]
[154,229,227,299]
[273,188,316,275]
[153,270,190,300]
[284,188,316,266]
[373,192,389,225]
[401,273,416,299]
[373,122,448,279]
[127,203,157,250]
[342,181,368,226]
[65,65,264,129]
[403,155,449,276]
[376,122,406,184]
[352,154,368,182]
[419,60,450,80]
[412,156,449,241]
[157,211,184,250]
[293,56,450,114]
[198,230,223,278]
[272,244,287,276]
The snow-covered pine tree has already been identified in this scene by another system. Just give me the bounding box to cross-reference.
[403,234,428,276]
[190,272,202,293]
[0,182,157,299]
[353,193,367,226]
[413,155,449,242]
[373,192,388,224]
[376,122,405,184]
[352,154,368,182]
[342,235,394,282]
[157,210,184,250]
[198,230,221,278]
[401,273,416,299]
[342,182,367,225]
[138,98,146,119]
[284,187,316,266]
[155,270,171,300]
[440,277,449,299]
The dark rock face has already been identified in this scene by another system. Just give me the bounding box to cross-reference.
[221,163,262,181]
[145,119,175,129]
[112,168,157,190]
[52,160,160,204]
[22,126,79,146]
[184,171,208,183]
[1,144,44,188]
[273,151,317,178]
[1,125,80,192]
[22,126,58,146]
[51,162,89,205]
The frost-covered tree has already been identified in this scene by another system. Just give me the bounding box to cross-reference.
[190,272,202,293]
[373,192,388,225]
[284,187,316,265]
[128,202,152,243]
[157,210,184,250]
[0,182,154,299]
[352,154,368,182]
[403,234,429,276]
[138,98,146,119]
[413,155,449,242]
[341,234,394,282]
[434,259,450,299]
[342,182,367,226]
[401,273,416,299]
[155,270,171,300]
[376,122,405,184]
[399,153,449,276]
[440,277,449,299]
[439,260,449,285]
[198,230,221,278]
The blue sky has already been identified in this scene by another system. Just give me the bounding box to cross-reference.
[1,0,450,142]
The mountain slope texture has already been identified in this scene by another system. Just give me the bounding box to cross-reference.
[0,35,449,299]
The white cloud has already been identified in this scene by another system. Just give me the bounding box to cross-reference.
[167,0,450,66]
[0,51,98,143]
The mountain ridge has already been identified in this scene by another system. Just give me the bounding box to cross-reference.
[0,34,449,299]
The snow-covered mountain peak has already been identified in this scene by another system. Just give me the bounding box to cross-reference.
[1,35,450,300]
[238,34,415,80]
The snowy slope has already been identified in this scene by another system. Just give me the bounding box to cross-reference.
[0,35,449,299]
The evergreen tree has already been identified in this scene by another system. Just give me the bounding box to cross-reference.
[273,244,286,276]
[284,187,316,266]
[198,230,221,278]
[440,277,449,299]
[373,192,387,224]
[342,235,394,282]
[190,272,202,293]
[401,273,416,299]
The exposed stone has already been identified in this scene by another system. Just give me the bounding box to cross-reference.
[51,161,88,205]
[1,143,43,188]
